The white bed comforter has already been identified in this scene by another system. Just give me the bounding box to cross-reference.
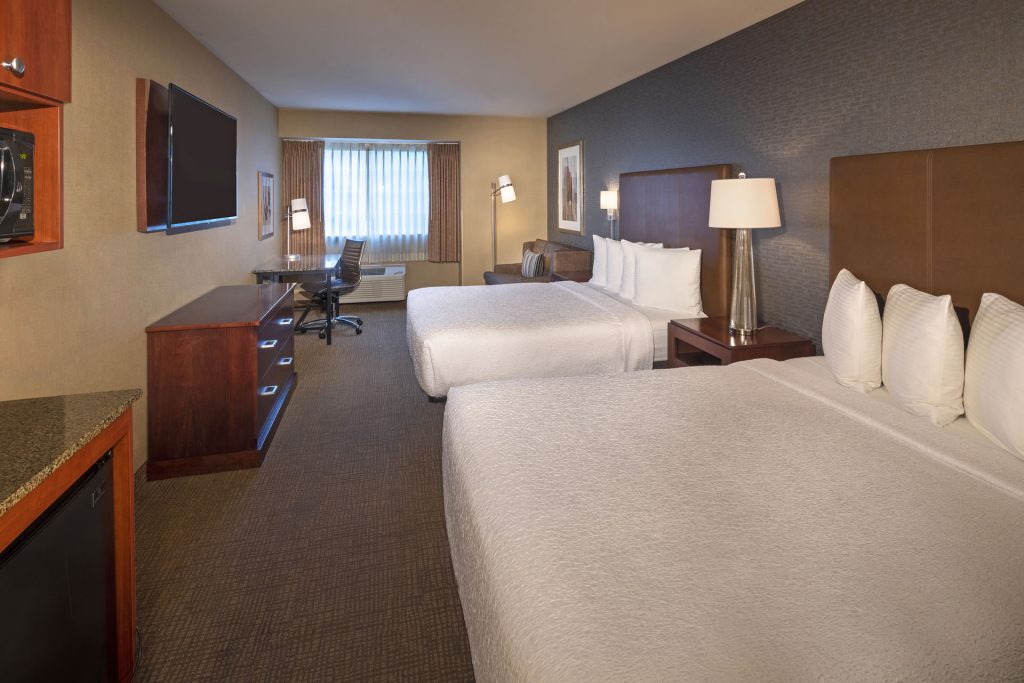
[443,359,1024,682]
[407,282,653,397]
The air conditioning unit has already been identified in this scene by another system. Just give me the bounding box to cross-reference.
[340,264,407,303]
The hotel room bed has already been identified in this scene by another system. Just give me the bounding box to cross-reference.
[442,357,1024,681]
[406,280,685,398]
[442,141,1024,681]
[407,164,735,398]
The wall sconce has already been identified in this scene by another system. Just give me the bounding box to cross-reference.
[600,190,619,238]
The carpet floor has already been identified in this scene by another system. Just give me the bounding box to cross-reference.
[134,302,476,681]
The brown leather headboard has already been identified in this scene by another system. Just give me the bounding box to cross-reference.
[831,141,1024,320]
[619,164,734,318]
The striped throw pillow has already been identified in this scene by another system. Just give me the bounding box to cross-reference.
[521,250,544,278]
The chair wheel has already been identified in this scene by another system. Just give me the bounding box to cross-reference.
[356,318,363,325]
[356,328,363,335]
[318,331,326,339]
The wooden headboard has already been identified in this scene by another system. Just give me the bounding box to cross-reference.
[619,164,734,318]
[831,141,1024,320]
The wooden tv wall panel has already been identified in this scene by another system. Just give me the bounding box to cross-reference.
[135,79,169,233]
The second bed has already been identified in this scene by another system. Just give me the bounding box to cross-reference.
[407,164,735,398]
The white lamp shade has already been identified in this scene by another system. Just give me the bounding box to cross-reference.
[498,175,516,203]
[708,178,781,229]
[290,197,311,231]
[600,190,619,211]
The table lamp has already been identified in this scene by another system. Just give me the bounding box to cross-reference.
[490,175,516,269]
[708,173,781,337]
[285,197,312,261]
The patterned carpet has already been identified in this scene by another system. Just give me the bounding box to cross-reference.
[134,302,475,681]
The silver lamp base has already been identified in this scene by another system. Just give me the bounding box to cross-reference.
[729,228,758,337]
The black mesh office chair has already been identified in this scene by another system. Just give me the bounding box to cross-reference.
[294,239,365,338]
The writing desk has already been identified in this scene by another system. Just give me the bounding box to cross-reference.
[253,253,341,345]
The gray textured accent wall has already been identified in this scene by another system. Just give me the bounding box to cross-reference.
[547,0,1024,345]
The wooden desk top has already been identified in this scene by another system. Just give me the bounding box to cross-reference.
[146,284,295,332]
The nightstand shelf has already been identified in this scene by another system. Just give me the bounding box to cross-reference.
[667,317,815,368]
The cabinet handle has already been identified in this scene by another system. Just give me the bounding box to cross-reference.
[277,356,294,366]
[277,317,293,325]
[2,57,25,77]
[259,339,278,349]
[259,385,279,397]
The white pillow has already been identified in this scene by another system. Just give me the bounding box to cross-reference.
[589,235,608,287]
[822,269,882,392]
[605,239,625,294]
[619,240,667,301]
[964,293,1024,459]
[881,284,965,426]
[633,247,703,315]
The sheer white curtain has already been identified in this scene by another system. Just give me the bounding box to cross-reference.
[323,142,429,262]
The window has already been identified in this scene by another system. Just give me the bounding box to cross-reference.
[323,142,429,262]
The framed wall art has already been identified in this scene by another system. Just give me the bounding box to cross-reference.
[557,140,583,234]
[257,171,275,240]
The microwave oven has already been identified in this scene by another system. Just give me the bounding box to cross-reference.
[0,127,34,243]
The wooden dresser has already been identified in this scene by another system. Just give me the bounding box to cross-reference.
[146,284,297,479]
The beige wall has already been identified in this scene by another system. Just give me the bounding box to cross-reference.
[278,110,547,286]
[0,0,282,469]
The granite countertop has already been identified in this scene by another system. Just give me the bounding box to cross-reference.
[0,389,142,516]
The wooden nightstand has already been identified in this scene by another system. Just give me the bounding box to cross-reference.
[667,317,815,368]
[550,270,591,283]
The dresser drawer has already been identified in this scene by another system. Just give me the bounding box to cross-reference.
[257,304,294,369]
[259,336,294,386]
[259,302,294,341]
[257,351,295,431]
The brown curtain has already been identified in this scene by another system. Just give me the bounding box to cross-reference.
[282,139,325,256]
[427,143,461,263]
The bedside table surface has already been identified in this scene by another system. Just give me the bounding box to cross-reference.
[671,317,810,349]
[550,270,591,283]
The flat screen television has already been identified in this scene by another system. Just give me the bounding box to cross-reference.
[167,84,237,231]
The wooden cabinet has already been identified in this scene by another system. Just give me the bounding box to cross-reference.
[0,0,70,260]
[0,393,139,682]
[145,285,298,480]
[0,0,72,103]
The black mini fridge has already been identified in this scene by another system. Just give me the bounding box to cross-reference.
[0,451,116,682]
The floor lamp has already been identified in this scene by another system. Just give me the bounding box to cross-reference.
[285,197,312,261]
[708,173,781,337]
[490,175,516,269]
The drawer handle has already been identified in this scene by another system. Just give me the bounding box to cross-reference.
[259,385,279,397]
[277,317,294,325]
[2,57,25,77]
[259,339,278,349]
[277,356,294,366]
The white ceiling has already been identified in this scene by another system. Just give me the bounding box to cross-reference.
[153,0,803,117]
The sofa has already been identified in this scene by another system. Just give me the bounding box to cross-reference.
[483,239,592,285]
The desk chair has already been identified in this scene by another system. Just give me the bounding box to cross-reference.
[294,239,365,338]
